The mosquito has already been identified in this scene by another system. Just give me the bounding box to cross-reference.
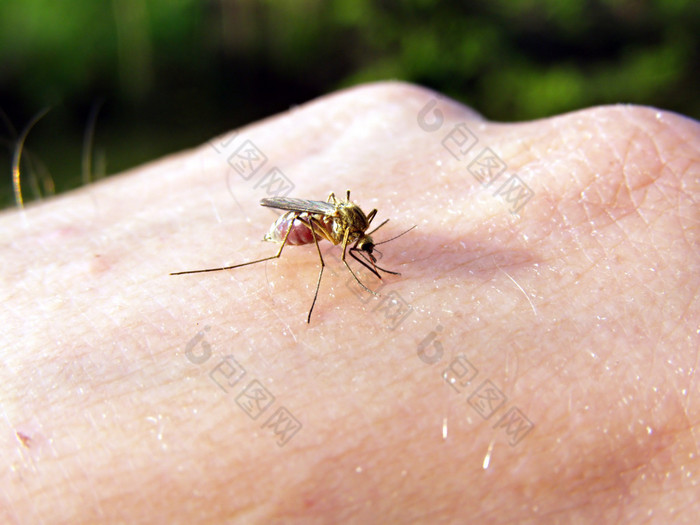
[171,190,413,323]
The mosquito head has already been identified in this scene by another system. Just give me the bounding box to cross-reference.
[355,235,377,262]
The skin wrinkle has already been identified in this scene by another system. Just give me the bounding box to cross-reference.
[532,109,688,508]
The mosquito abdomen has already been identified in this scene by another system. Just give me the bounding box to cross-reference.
[264,211,330,246]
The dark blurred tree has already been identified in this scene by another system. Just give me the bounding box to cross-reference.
[1,0,697,207]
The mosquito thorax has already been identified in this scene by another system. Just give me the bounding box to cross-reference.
[341,202,369,226]
[331,201,369,240]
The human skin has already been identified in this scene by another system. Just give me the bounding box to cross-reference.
[1,82,698,524]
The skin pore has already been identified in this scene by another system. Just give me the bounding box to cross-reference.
[1,82,698,523]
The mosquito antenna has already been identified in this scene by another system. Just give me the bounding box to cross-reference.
[375,225,416,246]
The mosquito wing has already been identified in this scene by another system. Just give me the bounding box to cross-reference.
[260,197,336,215]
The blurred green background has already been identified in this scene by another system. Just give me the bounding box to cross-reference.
[1,0,698,208]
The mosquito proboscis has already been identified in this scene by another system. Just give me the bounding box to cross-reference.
[171,190,414,323]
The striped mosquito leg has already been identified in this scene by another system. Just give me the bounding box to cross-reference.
[170,213,299,275]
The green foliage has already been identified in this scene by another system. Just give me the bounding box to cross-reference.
[1,0,697,207]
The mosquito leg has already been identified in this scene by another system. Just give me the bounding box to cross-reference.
[341,233,379,296]
[170,213,298,275]
[305,218,326,323]
[366,209,377,226]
